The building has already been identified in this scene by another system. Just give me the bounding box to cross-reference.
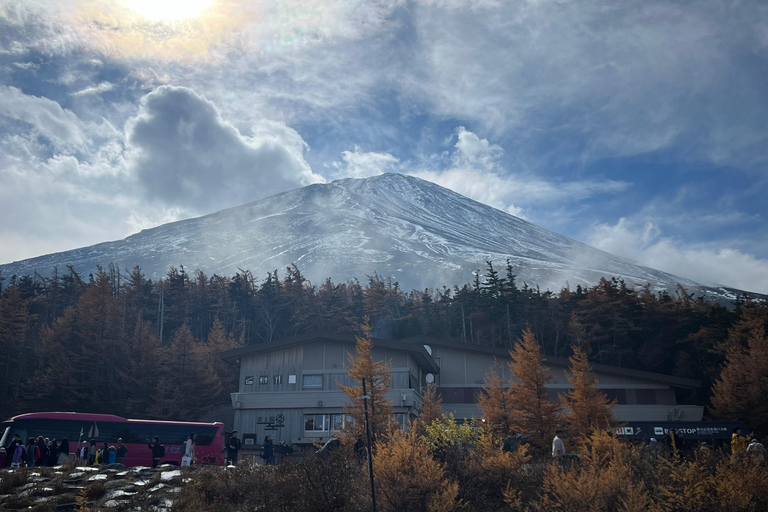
[220,332,703,448]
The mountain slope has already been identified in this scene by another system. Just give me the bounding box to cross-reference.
[0,174,744,301]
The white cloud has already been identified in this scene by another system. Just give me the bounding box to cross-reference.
[125,86,324,213]
[588,218,768,294]
[71,82,114,96]
[410,127,629,218]
[331,146,400,179]
[407,0,768,167]
[0,86,87,149]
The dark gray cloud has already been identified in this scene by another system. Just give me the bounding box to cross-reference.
[126,86,323,213]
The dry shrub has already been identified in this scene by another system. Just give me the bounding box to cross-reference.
[531,429,643,512]
[172,448,368,512]
[653,458,713,512]
[0,469,28,493]
[83,480,106,501]
[713,456,768,512]
[373,429,460,512]
[466,433,536,510]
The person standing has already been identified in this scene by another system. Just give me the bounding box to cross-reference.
[36,436,48,467]
[731,427,750,456]
[11,441,25,468]
[226,431,241,465]
[23,438,35,467]
[181,433,196,467]
[262,435,274,465]
[97,442,108,465]
[47,439,58,466]
[747,439,766,461]
[552,431,566,459]
[57,438,70,465]
[147,437,165,468]
[79,441,89,463]
[4,434,21,467]
[116,438,128,465]
[88,439,97,465]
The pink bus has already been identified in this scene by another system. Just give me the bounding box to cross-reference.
[0,412,225,467]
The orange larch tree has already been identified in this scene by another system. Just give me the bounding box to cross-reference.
[338,320,393,442]
[508,326,563,447]
[477,365,515,440]
[561,345,616,438]
[417,382,443,432]
[710,323,768,436]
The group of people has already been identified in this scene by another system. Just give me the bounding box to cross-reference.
[78,438,129,465]
[147,433,197,468]
[3,434,127,468]
[548,426,767,462]
[222,431,274,466]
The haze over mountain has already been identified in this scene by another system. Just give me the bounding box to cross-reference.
[0,174,747,302]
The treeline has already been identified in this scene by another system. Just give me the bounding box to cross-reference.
[172,327,768,512]
[0,261,766,421]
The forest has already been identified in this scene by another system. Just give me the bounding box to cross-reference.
[0,260,766,431]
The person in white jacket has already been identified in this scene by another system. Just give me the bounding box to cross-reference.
[552,431,566,459]
[181,433,196,467]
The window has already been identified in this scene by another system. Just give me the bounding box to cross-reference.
[288,374,297,384]
[304,414,328,432]
[393,413,408,431]
[244,376,254,385]
[330,414,350,431]
[303,375,322,389]
[274,375,282,385]
[259,376,268,385]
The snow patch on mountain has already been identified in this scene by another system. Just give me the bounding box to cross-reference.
[0,174,754,303]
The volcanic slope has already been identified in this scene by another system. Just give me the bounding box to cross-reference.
[0,173,742,301]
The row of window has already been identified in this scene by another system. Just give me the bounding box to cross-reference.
[4,419,219,446]
[245,374,323,388]
[303,414,409,433]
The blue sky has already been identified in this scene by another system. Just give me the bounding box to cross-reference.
[1,0,767,293]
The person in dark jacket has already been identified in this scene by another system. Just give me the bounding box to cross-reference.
[262,435,274,465]
[36,436,47,467]
[147,437,165,468]
[116,438,128,464]
[25,438,36,467]
[226,431,241,465]
[99,442,109,465]
[47,438,59,466]
[87,439,97,465]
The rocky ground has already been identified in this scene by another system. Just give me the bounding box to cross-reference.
[0,462,204,511]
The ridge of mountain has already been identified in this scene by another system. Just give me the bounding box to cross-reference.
[0,173,749,303]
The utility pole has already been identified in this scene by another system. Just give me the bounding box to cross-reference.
[362,378,377,512]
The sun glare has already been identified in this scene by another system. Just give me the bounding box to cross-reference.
[122,0,213,21]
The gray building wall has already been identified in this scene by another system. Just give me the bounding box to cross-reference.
[232,340,422,445]
[229,338,703,447]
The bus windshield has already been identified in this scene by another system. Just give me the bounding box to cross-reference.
[0,425,9,449]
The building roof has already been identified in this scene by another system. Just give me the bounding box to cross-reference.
[220,331,700,390]
[400,335,701,389]
[220,331,440,374]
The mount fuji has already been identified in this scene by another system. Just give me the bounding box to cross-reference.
[0,174,748,302]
